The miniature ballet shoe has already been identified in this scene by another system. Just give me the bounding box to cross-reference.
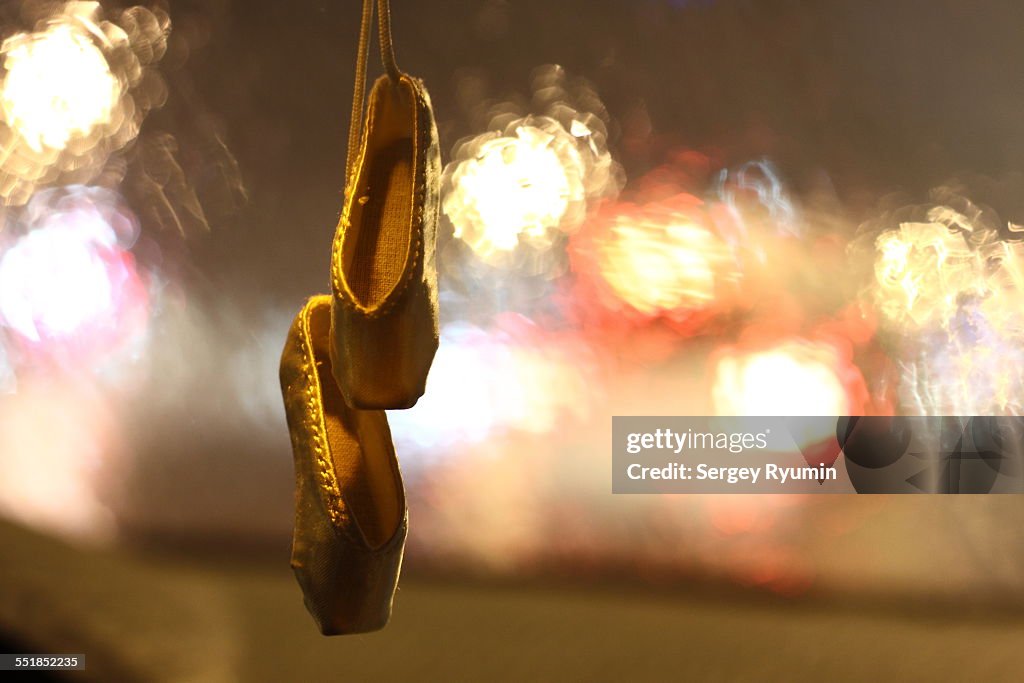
[279,295,408,635]
[330,0,440,410]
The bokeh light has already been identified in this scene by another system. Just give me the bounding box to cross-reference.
[712,339,864,416]
[1,21,121,153]
[444,117,591,259]
[582,197,737,319]
[442,65,621,265]
[0,186,150,364]
[899,304,1024,416]
[872,220,981,331]
[567,186,744,338]
[0,5,1015,611]
[868,197,1024,414]
[0,2,170,205]
[388,318,597,468]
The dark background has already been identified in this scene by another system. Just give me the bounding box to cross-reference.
[159,0,1024,300]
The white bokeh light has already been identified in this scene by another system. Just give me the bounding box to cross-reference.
[0,214,117,342]
[1,22,121,153]
[712,341,851,417]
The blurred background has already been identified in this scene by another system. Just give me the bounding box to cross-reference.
[2,0,1024,680]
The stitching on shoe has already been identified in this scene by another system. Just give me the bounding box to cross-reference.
[298,299,349,531]
[297,301,409,552]
[331,75,435,319]
[331,75,425,317]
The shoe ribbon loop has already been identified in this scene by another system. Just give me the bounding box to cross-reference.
[346,0,402,181]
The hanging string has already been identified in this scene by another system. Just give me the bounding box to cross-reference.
[376,0,401,83]
[345,0,402,183]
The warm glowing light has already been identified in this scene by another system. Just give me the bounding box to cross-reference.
[1,22,121,153]
[873,221,981,330]
[570,195,739,324]
[899,297,1024,415]
[598,216,732,316]
[0,3,171,205]
[712,341,854,416]
[442,65,621,265]
[443,97,622,266]
[444,119,586,257]
[871,201,1024,414]
[0,380,119,542]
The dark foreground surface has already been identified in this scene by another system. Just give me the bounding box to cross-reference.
[1,521,1022,682]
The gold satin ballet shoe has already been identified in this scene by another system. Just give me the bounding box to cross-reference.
[279,295,408,635]
[330,0,441,410]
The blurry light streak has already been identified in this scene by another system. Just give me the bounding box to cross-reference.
[387,320,594,467]
[705,159,809,273]
[716,159,799,239]
[900,303,1024,415]
[129,132,213,237]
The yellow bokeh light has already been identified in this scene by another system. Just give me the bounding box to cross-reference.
[0,3,170,206]
[871,210,1024,414]
[444,121,585,258]
[713,341,851,417]
[595,214,734,316]
[873,221,982,330]
[1,22,121,153]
